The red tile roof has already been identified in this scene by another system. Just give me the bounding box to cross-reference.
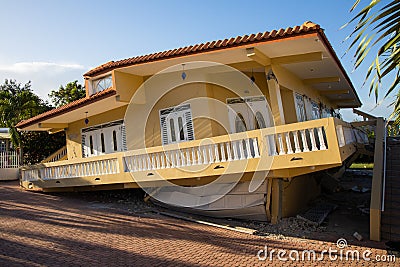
[16,88,116,129]
[84,21,322,77]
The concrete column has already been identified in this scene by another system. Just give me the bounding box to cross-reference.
[370,117,385,241]
[271,178,283,224]
[265,67,285,125]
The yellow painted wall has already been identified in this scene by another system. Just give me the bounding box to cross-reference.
[66,106,127,159]
[144,83,213,147]
[281,174,321,217]
[272,64,337,122]
[280,86,297,124]
[113,70,144,102]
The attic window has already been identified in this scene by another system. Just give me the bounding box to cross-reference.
[91,75,112,94]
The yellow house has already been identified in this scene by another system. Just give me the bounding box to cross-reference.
[17,21,368,223]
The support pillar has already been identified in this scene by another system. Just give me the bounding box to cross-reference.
[265,67,285,125]
[271,178,283,224]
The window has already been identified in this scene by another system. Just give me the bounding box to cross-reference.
[178,117,185,141]
[255,111,266,129]
[91,75,112,95]
[311,101,321,120]
[100,133,105,153]
[322,108,331,118]
[160,104,194,145]
[0,140,6,152]
[227,96,270,133]
[113,130,118,151]
[169,118,176,142]
[82,120,126,157]
[235,113,247,133]
[89,135,94,155]
[295,93,306,122]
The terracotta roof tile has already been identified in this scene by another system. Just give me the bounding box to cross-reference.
[16,88,116,129]
[84,21,322,77]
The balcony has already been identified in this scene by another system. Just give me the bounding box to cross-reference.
[20,118,368,191]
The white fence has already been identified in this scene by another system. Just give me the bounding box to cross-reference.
[0,151,20,168]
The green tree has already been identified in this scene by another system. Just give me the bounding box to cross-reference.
[0,79,49,147]
[344,0,399,122]
[49,80,86,107]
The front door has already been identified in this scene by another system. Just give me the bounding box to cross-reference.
[227,96,270,134]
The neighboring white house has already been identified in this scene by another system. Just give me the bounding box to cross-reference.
[0,128,20,180]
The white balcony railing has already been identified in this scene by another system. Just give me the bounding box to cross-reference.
[41,146,68,163]
[20,118,367,186]
[124,137,260,172]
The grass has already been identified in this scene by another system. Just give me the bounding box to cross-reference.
[349,163,374,169]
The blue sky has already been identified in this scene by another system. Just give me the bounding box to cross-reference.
[0,0,395,121]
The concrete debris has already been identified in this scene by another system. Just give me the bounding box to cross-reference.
[353,231,363,241]
[351,185,371,193]
[297,203,337,226]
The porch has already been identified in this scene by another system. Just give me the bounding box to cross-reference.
[20,117,367,191]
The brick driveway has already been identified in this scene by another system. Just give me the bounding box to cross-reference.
[0,181,396,266]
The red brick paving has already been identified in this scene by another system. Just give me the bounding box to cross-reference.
[0,181,397,266]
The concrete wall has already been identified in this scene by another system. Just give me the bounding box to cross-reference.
[0,168,19,181]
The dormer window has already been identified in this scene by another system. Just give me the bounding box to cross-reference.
[91,74,112,95]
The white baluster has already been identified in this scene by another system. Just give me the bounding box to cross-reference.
[309,128,318,151]
[239,141,246,160]
[226,142,233,161]
[197,148,202,165]
[300,130,310,152]
[278,134,285,155]
[317,127,327,150]
[220,143,226,162]
[232,141,239,160]
[103,161,107,174]
[138,155,143,171]
[186,149,191,166]
[165,151,171,168]
[148,156,152,170]
[208,145,214,163]
[214,144,220,163]
[155,153,160,169]
[131,156,136,171]
[245,138,252,159]
[161,153,165,169]
[141,155,146,171]
[150,154,154,169]
[170,151,176,168]
[175,151,181,167]
[202,146,208,164]
[180,150,186,167]
[191,148,196,165]
[252,138,260,158]
[285,132,294,154]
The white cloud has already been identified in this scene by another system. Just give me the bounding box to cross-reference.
[0,61,87,102]
[0,61,85,73]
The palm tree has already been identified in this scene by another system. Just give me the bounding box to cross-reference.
[0,79,48,147]
[344,0,399,122]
